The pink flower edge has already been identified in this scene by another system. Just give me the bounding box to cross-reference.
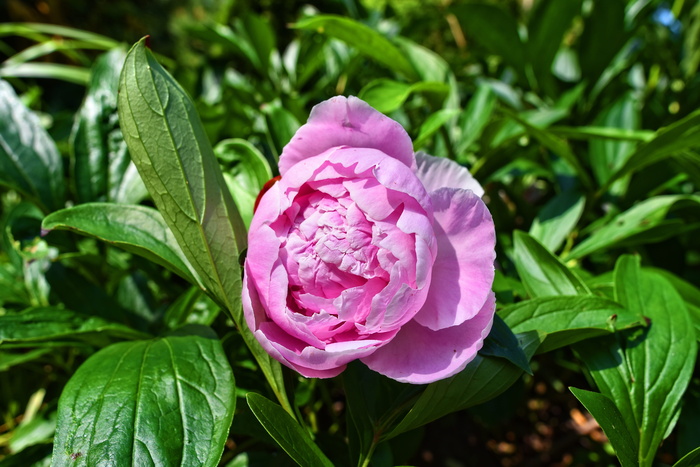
[361,292,496,384]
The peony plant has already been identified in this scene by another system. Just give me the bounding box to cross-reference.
[244,96,496,383]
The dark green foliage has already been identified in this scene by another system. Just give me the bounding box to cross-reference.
[1,1,699,466]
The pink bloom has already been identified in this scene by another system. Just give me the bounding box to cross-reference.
[243,96,496,384]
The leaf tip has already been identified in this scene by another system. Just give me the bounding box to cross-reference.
[40,228,51,237]
[144,35,152,49]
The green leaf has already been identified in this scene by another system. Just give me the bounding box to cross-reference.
[0,79,65,212]
[386,331,542,439]
[72,47,146,204]
[0,22,119,49]
[115,38,294,416]
[577,0,629,84]
[647,267,700,341]
[589,92,641,192]
[456,82,497,155]
[358,79,449,114]
[499,107,593,189]
[479,314,532,374]
[569,388,638,467]
[674,446,700,467]
[565,195,700,260]
[0,348,53,371]
[262,101,300,160]
[42,203,201,287]
[450,4,526,78]
[119,37,246,308]
[529,190,585,253]
[293,15,418,80]
[0,63,90,85]
[413,109,461,150]
[0,307,149,346]
[52,329,235,466]
[215,138,273,228]
[500,296,643,353]
[246,393,334,467]
[513,230,590,297]
[574,256,697,467]
[341,362,422,465]
[393,36,452,83]
[164,286,221,330]
[527,0,582,96]
[549,126,653,142]
[234,13,275,74]
[606,108,700,186]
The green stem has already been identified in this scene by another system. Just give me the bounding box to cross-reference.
[358,438,379,467]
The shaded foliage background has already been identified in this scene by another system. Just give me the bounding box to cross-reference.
[1,0,700,466]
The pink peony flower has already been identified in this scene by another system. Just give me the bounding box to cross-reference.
[242,96,496,384]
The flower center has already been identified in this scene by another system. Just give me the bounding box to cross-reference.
[282,186,387,311]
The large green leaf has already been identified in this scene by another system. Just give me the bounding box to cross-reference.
[118,38,246,303]
[569,388,638,467]
[118,38,289,414]
[513,230,590,297]
[386,331,542,439]
[529,190,585,253]
[0,307,148,346]
[246,393,334,467]
[500,296,643,353]
[72,47,146,204]
[294,15,418,80]
[0,79,65,212]
[42,203,200,286]
[565,195,700,260]
[574,256,697,467]
[51,329,235,466]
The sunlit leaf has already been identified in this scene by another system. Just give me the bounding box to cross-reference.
[500,296,643,353]
[574,256,696,467]
[529,190,585,253]
[294,15,418,80]
[513,231,590,297]
[52,328,235,466]
[42,203,200,286]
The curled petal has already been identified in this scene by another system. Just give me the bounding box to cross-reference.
[279,96,415,175]
[415,152,484,197]
[413,188,495,330]
[361,292,496,384]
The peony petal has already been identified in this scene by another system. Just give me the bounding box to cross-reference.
[361,292,496,384]
[413,188,496,330]
[415,152,484,197]
[279,96,415,174]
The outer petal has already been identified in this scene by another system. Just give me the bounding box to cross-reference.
[279,96,415,175]
[361,292,496,384]
[244,268,388,378]
[413,188,495,330]
[415,152,484,197]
